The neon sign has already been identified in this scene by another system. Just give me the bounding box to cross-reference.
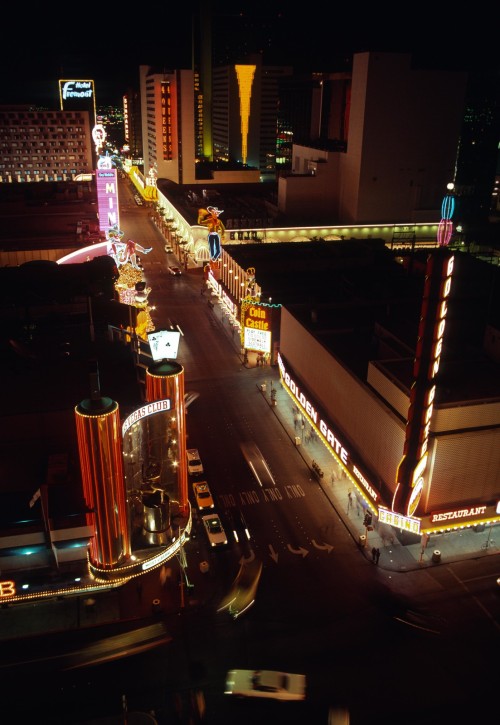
[430,505,487,523]
[96,168,119,233]
[394,251,454,517]
[122,399,172,436]
[278,354,349,465]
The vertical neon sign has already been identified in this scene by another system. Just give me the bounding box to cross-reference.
[96,165,119,234]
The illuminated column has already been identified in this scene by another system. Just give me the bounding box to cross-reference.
[235,65,256,166]
[145,361,188,516]
[75,395,130,569]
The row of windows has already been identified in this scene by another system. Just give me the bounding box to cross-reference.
[0,167,82,174]
[0,157,87,166]
[0,132,86,139]
[0,113,85,121]
[0,174,79,182]
[4,143,87,150]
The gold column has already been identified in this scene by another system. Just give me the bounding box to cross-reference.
[145,361,188,515]
[75,395,130,569]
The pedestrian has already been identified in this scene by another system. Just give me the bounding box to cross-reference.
[371,546,377,562]
[331,470,336,484]
[347,490,352,509]
[375,548,380,564]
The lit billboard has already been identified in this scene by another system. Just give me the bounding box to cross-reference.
[96,168,119,233]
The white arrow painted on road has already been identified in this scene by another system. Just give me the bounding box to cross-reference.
[239,549,255,565]
[287,544,309,558]
[268,544,279,563]
[311,540,334,553]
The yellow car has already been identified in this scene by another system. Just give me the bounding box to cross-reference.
[192,481,214,511]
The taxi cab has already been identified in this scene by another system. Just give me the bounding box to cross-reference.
[192,481,215,511]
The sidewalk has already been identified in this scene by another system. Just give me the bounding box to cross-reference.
[243,363,499,573]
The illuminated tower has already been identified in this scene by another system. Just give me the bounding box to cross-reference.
[145,361,188,516]
[75,368,130,569]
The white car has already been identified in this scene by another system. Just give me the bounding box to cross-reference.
[224,669,306,701]
[201,513,228,547]
[186,448,203,476]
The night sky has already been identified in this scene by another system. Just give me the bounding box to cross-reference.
[1,1,498,107]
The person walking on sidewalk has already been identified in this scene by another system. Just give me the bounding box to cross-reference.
[371,546,377,562]
[375,548,380,564]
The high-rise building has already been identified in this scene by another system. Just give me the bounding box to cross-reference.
[0,106,93,183]
[139,66,196,185]
[212,57,292,180]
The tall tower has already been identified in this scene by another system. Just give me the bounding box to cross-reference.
[74,368,130,570]
[145,361,189,516]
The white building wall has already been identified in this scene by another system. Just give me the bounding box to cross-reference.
[281,306,500,516]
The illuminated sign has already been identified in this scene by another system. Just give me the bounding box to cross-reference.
[0,580,16,599]
[243,304,271,353]
[147,330,181,361]
[394,251,454,517]
[92,124,107,154]
[122,399,172,436]
[244,326,271,353]
[278,353,349,466]
[60,80,93,99]
[161,81,173,160]
[96,168,119,233]
[430,505,487,524]
[59,79,96,125]
[378,508,421,534]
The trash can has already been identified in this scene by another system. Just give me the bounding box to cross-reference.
[431,549,441,563]
[358,534,366,548]
[295,436,301,446]
[199,560,209,574]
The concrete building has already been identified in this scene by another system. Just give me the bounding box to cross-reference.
[0,107,93,183]
[278,53,468,225]
[212,58,293,180]
[139,65,197,185]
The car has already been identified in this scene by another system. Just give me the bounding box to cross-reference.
[224,507,250,543]
[217,559,263,619]
[192,481,214,511]
[186,448,204,476]
[201,513,228,547]
[168,266,182,276]
[134,196,143,206]
[184,390,200,409]
[164,244,173,253]
[224,669,306,701]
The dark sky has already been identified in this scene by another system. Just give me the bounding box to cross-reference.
[1,1,498,107]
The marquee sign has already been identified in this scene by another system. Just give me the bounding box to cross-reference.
[122,399,172,436]
[96,168,119,233]
[242,302,271,353]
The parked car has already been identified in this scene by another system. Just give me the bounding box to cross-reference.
[224,669,306,701]
[201,513,228,547]
[164,244,173,253]
[186,448,204,476]
[192,481,214,511]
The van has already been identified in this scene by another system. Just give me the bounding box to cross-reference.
[187,448,204,476]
